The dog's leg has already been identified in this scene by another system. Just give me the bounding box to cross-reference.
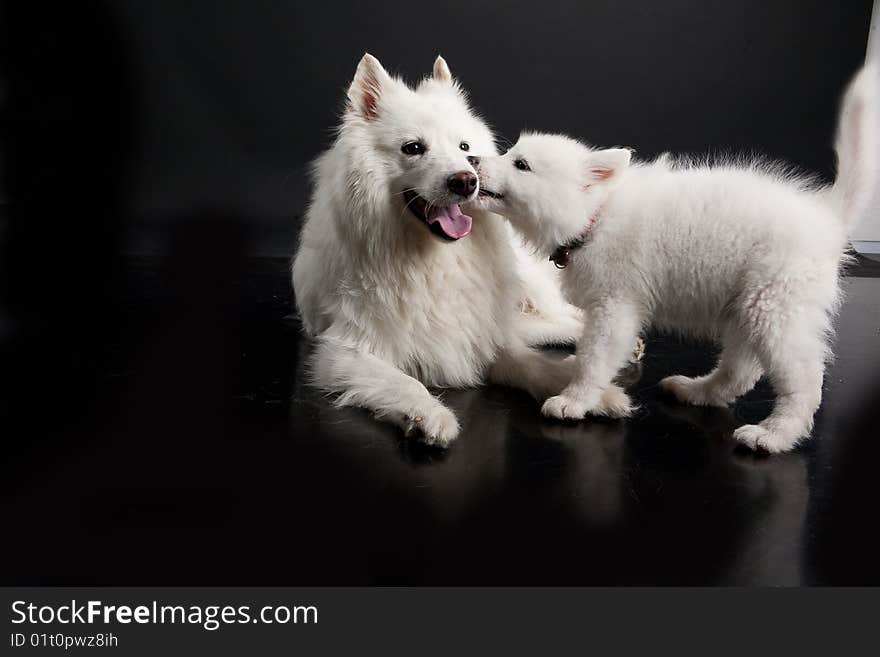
[514,308,583,347]
[507,227,585,346]
[660,334,763,407]
[311,336,460,447]
[541,300,641,420]
[514,307,646,366]
[488,341,630,413]
[488,342,575,400]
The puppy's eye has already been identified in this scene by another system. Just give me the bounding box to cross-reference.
[402,141,427,156]
[514,158,531,172]
[459,142,470,152]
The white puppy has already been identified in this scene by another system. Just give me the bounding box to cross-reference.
[475,66,877,453]
[292,54,599,447]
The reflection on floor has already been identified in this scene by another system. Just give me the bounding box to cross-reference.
[1,256,878,585]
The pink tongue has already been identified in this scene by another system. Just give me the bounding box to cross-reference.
[427,204,473,239]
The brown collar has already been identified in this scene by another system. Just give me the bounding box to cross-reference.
[548,212,600,269]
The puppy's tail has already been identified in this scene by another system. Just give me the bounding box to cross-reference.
[829,64,878,231]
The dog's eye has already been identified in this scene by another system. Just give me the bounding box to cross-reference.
[514,158,531,171]
[401,141,427,156]
[459,142,470,152]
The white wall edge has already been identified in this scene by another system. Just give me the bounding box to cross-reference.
[852,0,880,241]
[853,240,880,253]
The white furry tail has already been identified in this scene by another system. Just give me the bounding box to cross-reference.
[829,64,879,231]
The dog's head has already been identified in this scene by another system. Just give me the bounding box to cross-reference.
[342,54,495,241]
[476,133,631,252]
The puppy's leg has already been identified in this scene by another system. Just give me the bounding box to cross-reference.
[732,335,825,454]
[488,341,630,413]
[660,334,763,407]
[542,300,641,420]
[311,335,460,447]
[728,270,836,453]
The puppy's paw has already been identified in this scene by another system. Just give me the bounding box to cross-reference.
[592,384,635,418]
[732,424,798,454]
[403,405,460,448]
[542,393,591,421]
[659,374,729,408]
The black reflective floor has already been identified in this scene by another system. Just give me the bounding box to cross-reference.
[2,254,879,585]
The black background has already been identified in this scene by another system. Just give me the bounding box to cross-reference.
[4,1,873,254]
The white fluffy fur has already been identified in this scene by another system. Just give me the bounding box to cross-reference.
[292,54,593,446]
[475,65,877,453]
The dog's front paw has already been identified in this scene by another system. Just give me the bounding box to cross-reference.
[732,423,798,454]
[542,393,591,420]
[403,404,460,448]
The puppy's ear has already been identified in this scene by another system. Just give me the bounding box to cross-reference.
[347,53,391,120]
[585,148,632,184]
[433,55,453,83]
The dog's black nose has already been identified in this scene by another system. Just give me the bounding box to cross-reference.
[447,171,477,196]
[467,155,480,167]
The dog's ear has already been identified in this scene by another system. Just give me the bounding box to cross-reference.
[584,148,632,184]
[433,55,453,83]
[347,53,391,120]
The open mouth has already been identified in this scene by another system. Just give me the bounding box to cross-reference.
[403,190,473,240]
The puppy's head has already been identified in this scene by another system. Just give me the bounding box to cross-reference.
[343,54,496,241]
[475,133,631,252]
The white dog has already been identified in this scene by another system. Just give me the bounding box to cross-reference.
[291,53,614,447]
[475,66,876,453]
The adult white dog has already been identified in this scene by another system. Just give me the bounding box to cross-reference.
[474,66,877,453]
[292,54,620,446]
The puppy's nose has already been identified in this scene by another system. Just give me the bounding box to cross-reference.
[447,171,477,196]
[467,155,480,167]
